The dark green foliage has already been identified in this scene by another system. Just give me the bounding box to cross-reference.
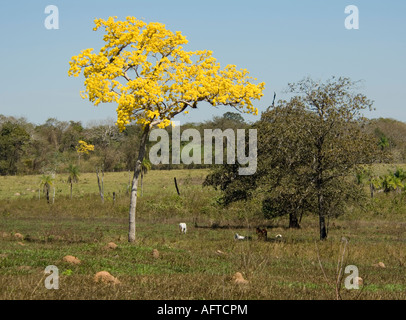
[0,121,30,175]
[204,77,383,239]
[378,134,390,151]
[222,112,245,123]
[203,162,257,206]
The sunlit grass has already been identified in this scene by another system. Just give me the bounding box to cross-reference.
[0,168,405,300]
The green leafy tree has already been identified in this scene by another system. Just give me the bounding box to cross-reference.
[222,112,245,124]
[285,77,381,240]
[60,121,84,152]
[378,134,390,151]
[205,77,382,239]
[256,104,316,229]
[205,103,315,229]
[0,121,30,175]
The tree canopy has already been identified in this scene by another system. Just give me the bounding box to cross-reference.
[68,16,265,131]
[204,77,383,239]
[0,121,30,175]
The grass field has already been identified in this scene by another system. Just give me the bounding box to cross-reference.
[0,168,405,300]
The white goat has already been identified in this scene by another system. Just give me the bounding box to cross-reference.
[179,223,187,234]
[234,233,245,240]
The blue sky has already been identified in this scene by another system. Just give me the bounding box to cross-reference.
[0,0,405,126]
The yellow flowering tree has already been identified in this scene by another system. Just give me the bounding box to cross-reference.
[76,140,95,164]
[69,16,265,242]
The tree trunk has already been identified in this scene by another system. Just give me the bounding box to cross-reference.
[70,182,73,199]
[46,187,50,204]
[316,136,328,240]
[289,212,301,229]
[141,171,144,197]
[127,170,131,196]
[128,125,151,243]
[318,192,328,240]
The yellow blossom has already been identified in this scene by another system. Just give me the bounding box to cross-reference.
[76,140,95,155]
[68,16,265,132]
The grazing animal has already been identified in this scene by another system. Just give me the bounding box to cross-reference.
[234,233,245,240]
[179,223,187,234]
[256,227,268,240]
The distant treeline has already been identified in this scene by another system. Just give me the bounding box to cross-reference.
[0,112,404,176]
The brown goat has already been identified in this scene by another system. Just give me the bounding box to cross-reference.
[256,227,267,241]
